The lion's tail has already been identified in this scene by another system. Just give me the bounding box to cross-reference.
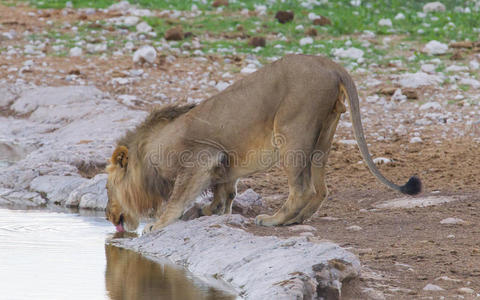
[337,71,421,195]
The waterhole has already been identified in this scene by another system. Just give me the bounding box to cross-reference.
[0,208,236,300]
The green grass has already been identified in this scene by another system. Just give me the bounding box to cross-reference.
[6,0,479,64]
[15,0,480,43]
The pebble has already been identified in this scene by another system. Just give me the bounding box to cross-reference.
[458,287,475,294]
[346,225,363,231]
[440,217,465,225]
[423,40,448,55]
[394,13,405,20]
[470,60,480,70]
[69,47,83,57]
[458,77,480,89]
[421,64,436,73]
[435,275,461,282]
[136,22,152,33]
[215,81,230,91]
[423,283,444,291]
[132,46,157,64]
[333,47,364,60]
[123,16,140,26]
[289,225,317,232]
[378,18,392,27]
[420,101,442,110]
[410,137,423,143]
[86,43,107,54]
[398,72,443,88]
[373,157,392,164]
[423,2,446,13]
[241,64,257,74]
[299,37,313,46]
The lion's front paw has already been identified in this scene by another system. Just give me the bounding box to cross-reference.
[142,223,156,235]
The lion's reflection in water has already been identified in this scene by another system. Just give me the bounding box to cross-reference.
[104,244,235,300]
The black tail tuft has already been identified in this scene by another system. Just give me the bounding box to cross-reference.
[400,176,422,195]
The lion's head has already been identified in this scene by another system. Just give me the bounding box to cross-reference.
[105,146,139,232]
[105,104,196,232]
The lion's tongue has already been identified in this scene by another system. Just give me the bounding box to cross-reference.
[115,223,125,232]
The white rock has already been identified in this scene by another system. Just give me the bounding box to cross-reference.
[373,157,392,164]
[307,12,319,20]
[423,40,448,55]
[421,63,436,73]
[346,225,363,231]
[299,37,313,46]
[410,137,423,143]
[254,4,267,15]
[66,174,108,210]
[420,101,442,110]
[30,175,88,205]
[241,64,257,74]
[440,217,465,225]
[375,196,463,209]
[391,88,407,101]
[398,72,443,88]
[458,77,480,88]
[378,18,392,27]
[394,13,406,20]
[86,43,107,54]
[299,232,314,237]
[333,47,364,60]
[338,139,357,145]
[447,234,455,239]
[111,215,361,299]
[423,2,446,13]
[69,47,83,57]
[469,60,479,70]
[446,65,469,72]
[136,21,152,33]
[0,84,16,107]
[215,81,230,91]
[423,283,444,291]
[435,276,462,282]
[133,45,157,64]
[0,84,147,200]
[232,189,262,215]
[118,94,138,106]
[123,16,140,26]
[458,287,475,294]
[289,225,317,232]
[0,190,46,208]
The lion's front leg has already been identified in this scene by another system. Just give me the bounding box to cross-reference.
[143,168,215,235]
[202,181,237,216]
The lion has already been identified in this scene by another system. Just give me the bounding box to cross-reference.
[105,54,421,234]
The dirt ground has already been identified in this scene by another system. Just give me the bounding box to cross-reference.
[1,4,479,299]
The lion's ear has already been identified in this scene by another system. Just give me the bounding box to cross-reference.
[111,146,128,168]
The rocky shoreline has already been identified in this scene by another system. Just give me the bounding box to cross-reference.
[0,84,361,299]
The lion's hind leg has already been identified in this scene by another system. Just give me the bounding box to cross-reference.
[283,93,344,225]
[255,120,319,226]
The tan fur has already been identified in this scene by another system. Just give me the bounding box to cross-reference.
[105,54,417,233]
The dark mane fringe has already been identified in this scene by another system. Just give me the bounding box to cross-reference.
[117,103,196,147]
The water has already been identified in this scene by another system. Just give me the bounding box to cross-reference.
[0,208,236,300]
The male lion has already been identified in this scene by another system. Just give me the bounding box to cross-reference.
[106,54,421,234]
